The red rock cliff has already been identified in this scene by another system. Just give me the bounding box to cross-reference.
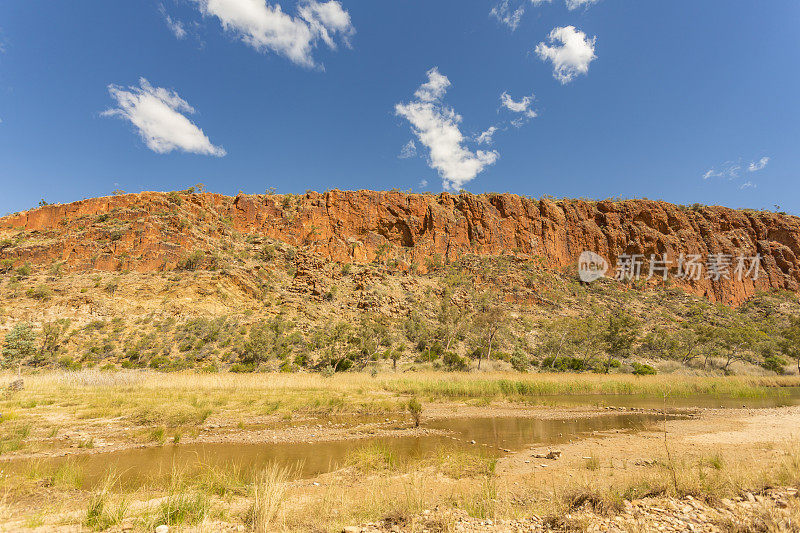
[1,190,798,305]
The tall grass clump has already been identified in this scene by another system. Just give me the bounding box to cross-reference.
[85,475,127,531]
[346,443,401,473]
[198,461,249,497]
[249,463,293,532]
[150,489,210,528]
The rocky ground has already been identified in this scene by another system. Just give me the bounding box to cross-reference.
[345,488,800,532]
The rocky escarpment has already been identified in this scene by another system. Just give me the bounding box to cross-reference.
[1,190,799,305]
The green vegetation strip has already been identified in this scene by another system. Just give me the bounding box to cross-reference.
[379,375,800,400]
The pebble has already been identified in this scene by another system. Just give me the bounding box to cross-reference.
[155,526,169,533]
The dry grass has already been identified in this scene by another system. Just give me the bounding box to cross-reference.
[0,369,796,463]
[249,463,293,532]
[0,370,798,531]
[2,440,799,532]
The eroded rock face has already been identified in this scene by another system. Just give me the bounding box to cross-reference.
[1,190,799,305]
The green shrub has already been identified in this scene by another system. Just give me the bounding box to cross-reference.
[541,356,588,372]
[229,362,255,373]
[2,323,37,368]
[260,244,276,261]
[58,357,82,370]
[407,397,422,427]
[178,251,204,271]
[631,362,657,376]
[442,351,468,371]
[26,285,53,300]
[0,258,14,273]
[15,262,31,278]
[511,355,530,372]
[761,355,787,375]
[167,191,183,205]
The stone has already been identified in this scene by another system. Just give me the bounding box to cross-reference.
[342,527,361,533]
[720,499,735,511]
[8,379,23,391]
[546,449,562,459]
[155,526,169,533]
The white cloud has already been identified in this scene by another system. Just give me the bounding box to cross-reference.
[414,67,450,103]
[477,126,499,145]
[102,78,226,157]
[398,140,417,159]
[501,91,536,118]
[192,0,354,68]
[395,68,499,191]
[565,0,600,10]
[160,4,188,39]
[419,179,428,188]
[739,181,756,190]
[702,161,741,180]
[535,26,597,84]
[748,157,769,172]
[490,0,526,31]
[703,161,742,180]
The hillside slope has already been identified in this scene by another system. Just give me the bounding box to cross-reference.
[0,190,799,375]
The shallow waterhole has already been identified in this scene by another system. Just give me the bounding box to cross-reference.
[10,412,685,490]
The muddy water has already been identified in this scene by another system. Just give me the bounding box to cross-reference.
[12,413,672,490]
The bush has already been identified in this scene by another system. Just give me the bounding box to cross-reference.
[167,191,183,205]
[178,251,204,271]
[761,355,787,375]
[323,285,337,301]
[541,356,588,372]
[511,355,530,372]
[149,356,169,369]
[26,285,53,300]
[442,351,468,371]
[15,262,31,278]
[58,357,82,370]
[2,323,37,368]
[631,362,657,376]
[0,258,14,273]
[407,397,422,427]
[260,244,276,261]
[229,362,255,373]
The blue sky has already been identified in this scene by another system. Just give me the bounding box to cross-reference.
[0,1,798,215]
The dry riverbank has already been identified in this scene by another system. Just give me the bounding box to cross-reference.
[0,372,799,531]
